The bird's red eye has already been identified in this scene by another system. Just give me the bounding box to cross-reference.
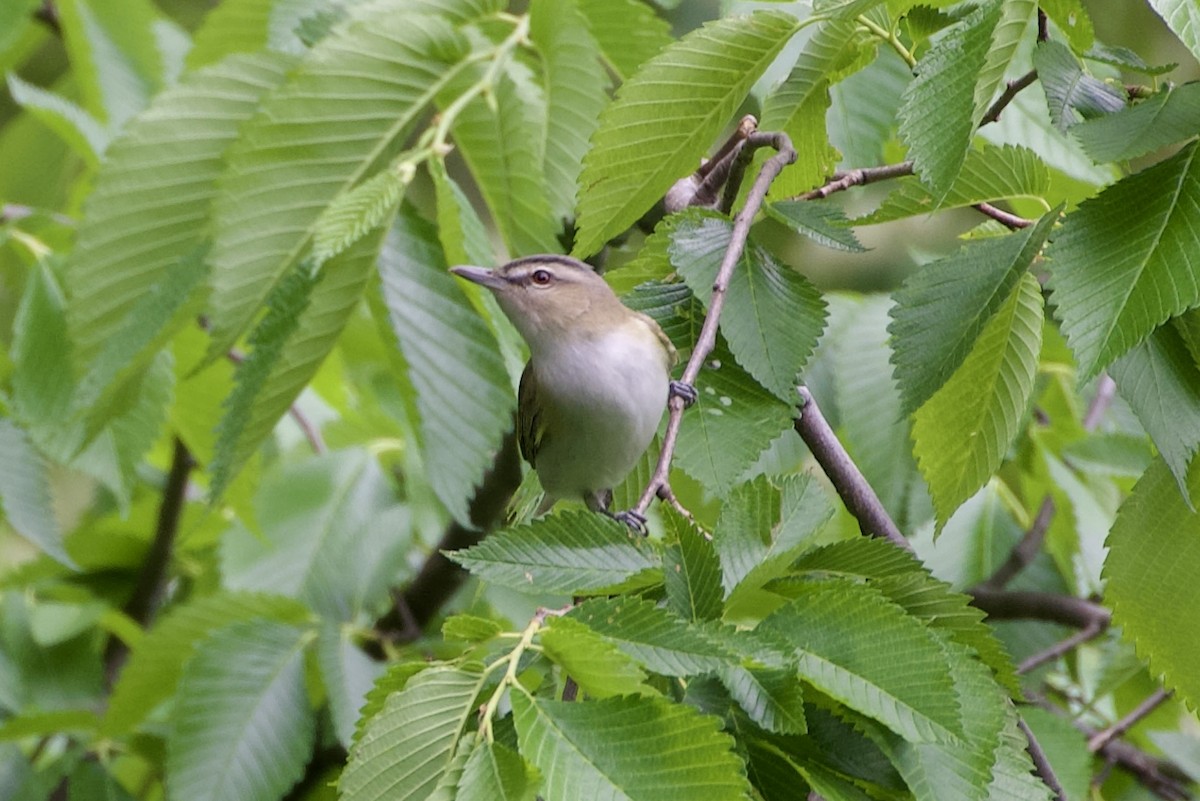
[531,269,552,285]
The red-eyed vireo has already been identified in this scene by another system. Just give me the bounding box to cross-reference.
[452,255,695,526]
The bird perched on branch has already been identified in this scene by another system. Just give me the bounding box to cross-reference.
[452,255,695,527]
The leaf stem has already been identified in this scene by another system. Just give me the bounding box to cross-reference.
[478,608,550,742]
[857,15,916,69]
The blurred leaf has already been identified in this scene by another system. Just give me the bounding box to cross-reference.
[662,507,722,623]
[540,616,655,699]
[765,200,865,252]
[573,11,800,257]
[1019,707,1090,801]
[340,664,487,801]
[1071,82,1200,163]
[0,0,40,68]
[186,0,326,68]
[912,274,1043,527]
[512,690,752,800]
[0,421,74,569]
[457,742,540,801]
[379,208,515,524]
[1047,142,1200,379]
[5,74,107,166]
[317,623,385,749]
[1033,40,1124,132]
[1148,0,1200,65]
[442,615,503,643]
[1105,458,1200,712]
[1083,42,1177,76]
[167,620,314,801]
[828,47,910,168]
[1040,0,1094,52]
[450,511,662,595]
[574,0,671,81]
[890,212,1055,416]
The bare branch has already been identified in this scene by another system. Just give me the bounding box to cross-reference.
[979,497,1055,591]
[970,588,1112,630]
[1018,715,1067,801]
[1089,689,1174,753]
[1083,374,1117,430]
[800,162,914,200]
[1017,621,1106,674]
[974,201,1033,229]
[980,69,1038,126]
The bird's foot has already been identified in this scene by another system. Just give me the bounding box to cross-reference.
[670,380,698,408]
[609,508,648,534]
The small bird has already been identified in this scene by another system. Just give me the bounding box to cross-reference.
[452,255,693,525]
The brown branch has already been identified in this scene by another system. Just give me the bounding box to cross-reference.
[794,387,911,551]
[970,588,1112,630]
[979,496,1055,591]
[974,201,1033,229]
[632,131,797,517]
[980,69,1038,126]
[801,162,915,200]
[1017,621,1106,674]
[34,1,61,35]
[104,438,193,684]
[1018,716,1067,801]
[1088,689,1174,753]
[1083,373,1117,430]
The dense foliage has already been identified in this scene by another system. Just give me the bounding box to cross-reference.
[2,0,1200,799]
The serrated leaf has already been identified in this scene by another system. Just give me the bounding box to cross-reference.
[1083,42,1176,76]
[671,215,827,402]
[205,13,467,361]
[1040,0,1094,52]
[312,168,407,265]
[530,0,607,225]
[340,664,487,801]
[104,592,311,736]
[912,273,1043,527]
[447,60,560,255]
[573,11,800,257]
[760,579,962,744]
[574,0,671,81]
[857,145,1051,225]
[1071,82,1200,163]
[540,616,655,699]
[890,211,1055,415]
[380,207,515,524]
[317,624,385,749]
[1047,141,1200,378]
[351,661,436,749]
[449,511,661,595]
[765,200,865,252]
[457,742,540,801]
[1148,0,1200,65]
[899,0,1037,198]
[0,421,75,570]
[167,620,314,801]
[1033,40,1125,132]
[64,52,294,415]
[567,596,733,676]
[443,615,504,644]
[1110,324,1200,501]
[5,74,107,166]
[719,665,807,735]
[1104,458,1200,711]
[662,508,723,623]
[512,691,752,801]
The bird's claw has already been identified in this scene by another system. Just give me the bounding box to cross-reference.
[670,380,698,409]
[611,509,648,534]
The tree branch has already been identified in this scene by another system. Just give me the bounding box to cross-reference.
[633,131,797,517]
[1017,621,1106,674]
[979,496,1055,591]
[104,437,193,684]
[1018,716,1067,801]
[1088,689,1174,753]
[800,162,914,200]
[34,1,61,35]
[969,588,1112,629]
[793,386,911,550]
[979,69,1038,126]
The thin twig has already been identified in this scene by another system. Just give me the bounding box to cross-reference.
[974,201,1033,229]
[1088,689,1174,753]
[970,588,1112,630]
[1083,374,1117,430]
[224,349,326,454]
[794,387,911,550]
[1017,621,1106,674]
[800,162,915,200]
[632,132,797,517]
[980,69,1038,126]
[1018,716,1067,801]
[980,496,1055,590]
[104,438,193,685]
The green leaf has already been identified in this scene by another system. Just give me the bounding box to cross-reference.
[340,664,487,801]
[760,579,962,743]
[512,691,752,801]
[719,665,807,735]
[573,11,800,257]
[671,215,827,402]
[539,616,655,699]
[567,596,733,676]
[381,207,516,524]
[311,168,408,265]
[857,145,1051,226]
[185,0,364,68]
[1071,82,1200,163]
[5,74,107,167]
[1040,0,1094,52]
[765,200,865,252]
[663,508,723,623]
[1148,0,1200,65]
[0,421,75,570]
[1105,458,1200,711]
[1084,42,1177,76]
[529,0,608,225]
[167,620,314,801]
[221,450,412,620]
[104,592,310,736]
[443,615,504,644]
[446,60,560,255]
[317,624,385,749]
[898,0,1037,198]
[1110,325,1200,501]
[449,510,661,595]
[912,273,1043,527]
[457,742,540,801]
[431,158,493,267]
[574,0,671,81]
[205,12,467,361]
[1033,40,1125,132]
[890,211,1055,415]
[758,19,860,198]
[64,52,293,412]
[1046,141,1200,378]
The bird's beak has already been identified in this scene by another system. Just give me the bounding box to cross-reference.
[451,265,505,290]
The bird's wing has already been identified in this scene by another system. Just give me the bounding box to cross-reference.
[635,311,679,369]
[517,361,543,467]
